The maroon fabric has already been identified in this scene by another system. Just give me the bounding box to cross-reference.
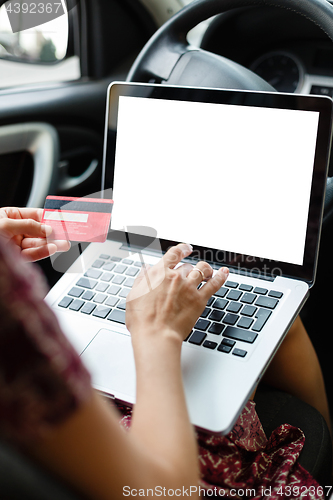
[118,402,324,499]
[0,237,91,446]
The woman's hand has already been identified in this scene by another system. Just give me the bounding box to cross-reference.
[0,207,71,262]
[126,243,229,344]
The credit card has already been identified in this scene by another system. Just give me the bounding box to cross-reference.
[42,196,113,243]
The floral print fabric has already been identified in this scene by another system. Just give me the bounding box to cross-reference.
[118,401,323,499]
[0,238,91,446]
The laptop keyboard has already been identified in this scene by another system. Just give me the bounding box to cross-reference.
[58,254,141,326]
[187,279,283,358]
[57,254,283,359]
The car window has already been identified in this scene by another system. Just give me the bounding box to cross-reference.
[139,0,195,25]
[0,0,80,88]
[139,0,214,47]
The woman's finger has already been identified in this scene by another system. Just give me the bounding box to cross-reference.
[187,262,213,284]
[199,267,230,300]
[1,207,44,222]
[21,243,58,262]
[0,218,52,239]
[21,238,71,253]
[175,263,196,279]
[162,243,193,269]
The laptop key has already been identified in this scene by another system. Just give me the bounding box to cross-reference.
[113,275,126,285]
[240,293,256,304]
[95,282,109,293]
[108,309,126,324]
[237,317,253,329]
[225,281,238,288]
[233,348,247,358]
[101,272,114,282]
[194,318,210,331]
[252,308,272,332]
[124,277,135,287]
[99,254,110,260]
[221,338,236,348]
[69,299,85,311]
[103,262,116,272]
[253,287,268,295]
[85,269,102,279]
[188,330,206,345]
[217,344,232,353]
[215,287,228,298]
[239,284,253,292]
[223,313,239,326]
[105,296,119,307]
[208,309,224,322]
[92,259,105,269]
[223,326,258,344]
[208,322,225,335]
[268,290,283,299]
[81,302,96,315]
[226,302,242,314]
[123,259,134,265]
[93,293,107,304]
[200,307,211,318]
[114,264,127,274]
[255,296,278,309]
[117,300,126,310]
[203,340,217,350]
[92,305,112,319]
[213,298,228,310]
[226,290,242,301]
[76,277,97,289]
[82,290,95,301]
[125,267,139,277]
[58,296,73,308]
[68,287,83,298]
[241,305,257,317]
[206,296,215,307]
[108,284,121,295]
[119,288,130,298]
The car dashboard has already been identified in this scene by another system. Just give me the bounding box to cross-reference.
[199,4,333,103]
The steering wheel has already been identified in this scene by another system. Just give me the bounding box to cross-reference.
[128,0,333,89]
[127,0,333,220]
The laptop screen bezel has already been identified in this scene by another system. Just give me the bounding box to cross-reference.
[102,82,333,286]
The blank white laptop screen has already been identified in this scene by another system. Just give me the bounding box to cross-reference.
[111,95,319,266]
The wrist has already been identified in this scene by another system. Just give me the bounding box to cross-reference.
[131,325,184,350]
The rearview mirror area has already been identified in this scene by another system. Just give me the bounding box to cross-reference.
[0,0,68,64]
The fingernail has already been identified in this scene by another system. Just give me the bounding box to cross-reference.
[41,224,52,237]
[220,267,229,276]
[182,243,193,254]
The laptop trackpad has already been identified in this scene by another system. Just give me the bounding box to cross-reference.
[81,328,136,403]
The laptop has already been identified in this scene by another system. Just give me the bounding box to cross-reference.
[46,82,333,435]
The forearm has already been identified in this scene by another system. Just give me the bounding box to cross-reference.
[130,331,200,489]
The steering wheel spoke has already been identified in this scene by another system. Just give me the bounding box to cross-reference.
[128,31,189,83]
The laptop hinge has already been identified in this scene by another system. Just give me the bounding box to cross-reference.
[121,243,276,282]
[214,265,275,282]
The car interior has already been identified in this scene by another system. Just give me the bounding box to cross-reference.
[1,0,333,496]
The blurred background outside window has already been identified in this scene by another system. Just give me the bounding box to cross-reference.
[0,0,80,88]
